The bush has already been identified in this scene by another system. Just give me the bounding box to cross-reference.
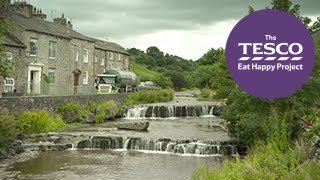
[152,74,173,89]
[57,102,88,123]
[125,89,174,105]
[192,116,319,180]
[18,111,66,134]
[200,88,216,99]
[88,101,120,123]
[0,108,17,148]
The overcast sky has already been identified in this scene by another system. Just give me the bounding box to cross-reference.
[29,0,320,60]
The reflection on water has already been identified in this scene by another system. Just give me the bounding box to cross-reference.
[8,150,223,180]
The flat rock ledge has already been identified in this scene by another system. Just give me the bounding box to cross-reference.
[116,121,150,131]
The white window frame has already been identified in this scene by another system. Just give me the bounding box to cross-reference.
[101,58,105,66]
[75,51,79,62]
[48,68,56,83]
[4,78,15,92]
[108,52,113,60]
[95,55,98,63]
[83,71,88,85]
[117,53,121,61]
[30,38,38,56]
[83,48,89,63]
[5,52,13,62]
[49,41,57,59]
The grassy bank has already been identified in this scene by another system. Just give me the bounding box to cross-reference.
[125,89,174,105]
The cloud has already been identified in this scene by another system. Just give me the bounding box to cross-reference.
[30,0,320,59]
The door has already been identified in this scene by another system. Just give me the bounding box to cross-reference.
[73,73,79,95]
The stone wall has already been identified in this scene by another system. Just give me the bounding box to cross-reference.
[0,94,127,114]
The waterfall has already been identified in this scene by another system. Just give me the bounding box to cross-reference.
[125,105,219,119]
[125,106,149,119]
[75,136,237,156]
[123,137,131,149]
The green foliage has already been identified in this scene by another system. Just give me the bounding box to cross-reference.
[88,101,120,123]
[57,102,88,123]
[125,89,174,105]
[18,111,66,134]
[200,88,216,99]
[128,47,196,90]
[130,60,161,81]
[0,18,15,79]
[193,116,318,180]
[0,108,17,148]
[249,0,320,33]
[196,48,224,66]
[152,74,173,89]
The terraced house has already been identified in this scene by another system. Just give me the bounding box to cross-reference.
[0,0,130,96]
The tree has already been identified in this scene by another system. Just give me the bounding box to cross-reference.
[0,1,14,79]
[249,0,320,33]
[211,0,320,146]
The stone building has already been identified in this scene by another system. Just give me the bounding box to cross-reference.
[0,0,130,96]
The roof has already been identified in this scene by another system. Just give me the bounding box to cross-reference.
[9,12,94,42]
[94,39,130,55]
[1,32,26,48]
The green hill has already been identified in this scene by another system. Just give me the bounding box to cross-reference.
[130,61,161,81]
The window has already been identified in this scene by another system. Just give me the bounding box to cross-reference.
[108,52,113,60]
[30,38,37,56]
[83,71,88,85]
[83,49,89,63]
[116,53,121,61]
[101,58,105,66]
[95,56,98,63]
[5,52,12,62]
[49,41,57,58]
[4,78,15,92]
[75,51,79,62]
[48,68,56,83]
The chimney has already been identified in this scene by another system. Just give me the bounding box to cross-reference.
[33,7,47,20]
[53,13,67,26]
[10,0,33,18]
[67,21,73,29]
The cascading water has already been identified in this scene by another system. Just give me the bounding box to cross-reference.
[75,136,238,156]
[125,105,219,119]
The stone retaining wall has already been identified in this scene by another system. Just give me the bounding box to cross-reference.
[0,94,127,113]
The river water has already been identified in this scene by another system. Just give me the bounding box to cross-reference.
[3,96,229,180]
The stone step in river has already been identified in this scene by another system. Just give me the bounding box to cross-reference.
[125,105,223,119]
[75,136,238,156]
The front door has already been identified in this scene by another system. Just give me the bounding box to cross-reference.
[73,74,79,95]
[28,65,42,94]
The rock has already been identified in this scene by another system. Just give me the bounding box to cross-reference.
[86,113,95,123]
[116,121,150,131]
[10,140,24,154]
[62,111,79,124]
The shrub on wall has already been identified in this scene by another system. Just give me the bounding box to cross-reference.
[57,102,88,123]
[88,101,121,123]
[18,111,66,133]
[0,108,18,148]
[125,89,174,105]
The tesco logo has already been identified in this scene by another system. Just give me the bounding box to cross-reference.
[238,35,303,61]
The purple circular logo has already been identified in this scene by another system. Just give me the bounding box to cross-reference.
[226,9,314,99]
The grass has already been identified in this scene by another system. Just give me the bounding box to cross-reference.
[192,116,320,180]
[18,111,66,134]
[88,101,121,123]
[125,89,174,105]
[130,61,161,81]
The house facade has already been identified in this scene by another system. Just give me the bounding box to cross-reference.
[0,0,130,96]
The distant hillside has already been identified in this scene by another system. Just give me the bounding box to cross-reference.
[128,46,196,90]
[130,60,161,81]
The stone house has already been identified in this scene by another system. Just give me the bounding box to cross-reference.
[0,0,130,96]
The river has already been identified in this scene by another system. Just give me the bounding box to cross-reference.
[3,95,231,180]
